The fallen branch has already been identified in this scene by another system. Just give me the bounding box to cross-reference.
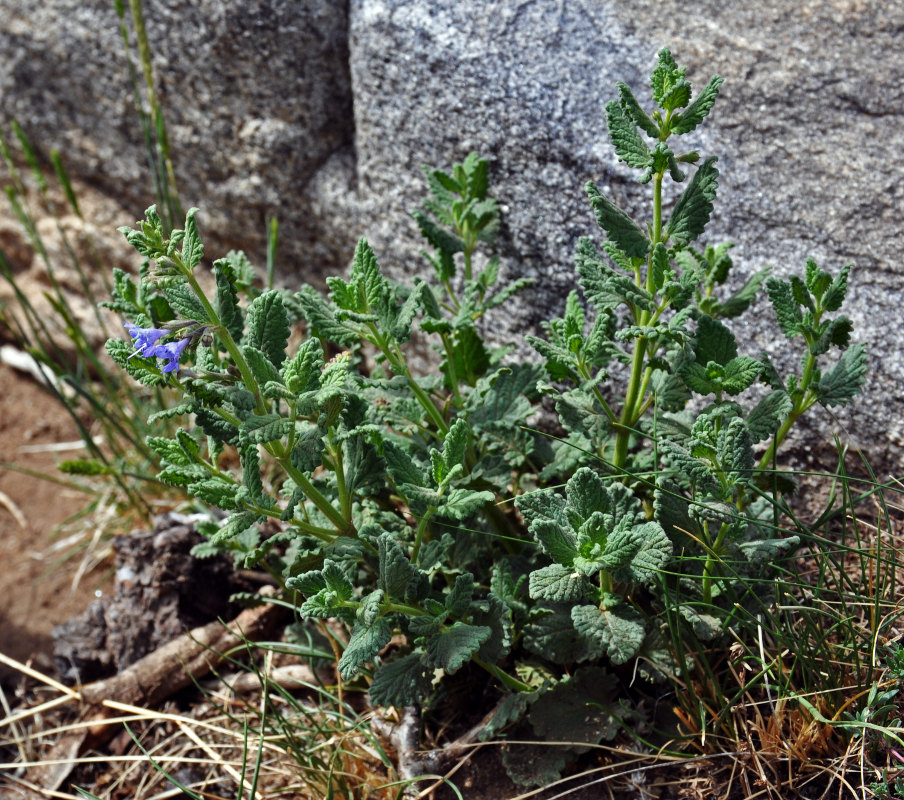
[13,591,288,794]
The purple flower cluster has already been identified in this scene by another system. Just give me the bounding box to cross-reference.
[124,324,190,373]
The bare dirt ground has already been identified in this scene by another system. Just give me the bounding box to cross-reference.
[0,363,112,684]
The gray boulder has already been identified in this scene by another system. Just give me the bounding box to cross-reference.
[1,0,902,472]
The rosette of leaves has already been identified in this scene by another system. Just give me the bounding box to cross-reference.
[515,467,671,666]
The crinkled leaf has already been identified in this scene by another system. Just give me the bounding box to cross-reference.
[246,289,290,368]
[529,666,620,744]
[746,389,793,443]
[213,258,243,343]
[695,315,736,366]
[529,563,590,602]
[339,616,391,680]
[606,99,651,169]
[164,283,207,322]
[565,466,609,524]
[210,511,258,545]
[585,182,649,259]
[436,488,494,520]
[571,598,646,665]
[282,338,323,395]
[181,208,204,270]
[577,237,655,311]
[243,345,282,388]
[242,413,292,444]
[821,263,851,311]
[818,343,867,407]
[523,604,595,663]
[665,157,719,247]
[671,75,723,135]
[765,277,803,338]
[378,533,415,599]
[426,622,490,673]
[721,356,763,395]
[369,651,433,707]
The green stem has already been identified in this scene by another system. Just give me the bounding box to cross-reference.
[472,655,533,693]
[701,521,731,604]
[614,335,648,469]
[411,508,435,563]
[328,435,352,522]
[756,350,818,473]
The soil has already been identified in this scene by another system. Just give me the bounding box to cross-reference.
[0,362,113,685]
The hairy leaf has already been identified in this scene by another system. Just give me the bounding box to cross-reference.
[369,651,433,707]
[671,75,723,135]
[606,100,651,170]
[585,182,650,259]
[765,277,803,338]
[339,616,391,680]
[818,343,867,407]
[746,389,793,443]
[426,622,491,673]
[665,157,719,247]
[571,597,646,665]
[529,564,590,602]
[246,290,290,368]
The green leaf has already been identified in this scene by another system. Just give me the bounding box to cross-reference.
[529,564,590,602]
[213,259,243,343]
[242,345,282,388]
[523,604,595,663]
[242,413,292,444]
[650,242,669,292]
[281,338,324,395]
[181,207,204,270]
[383,441,426,490]
[746,389,793,443]
[291,424,326,471]
[436,488,494,521]
[695,315,737,365]
[441,418,469,475]
[585,182,650,259]
[665,157,719,247]
[721,356,763,395]
[718,417,753,482]
[622,521,672,582]
[565,467,608,523]
[339,616,391,680]
[605,100,651,170]
[210,511,258,545]
[571,597,646,665]
[445,573,475,617]
[818,343,868,407]
[369,652,433,707]
[426,622,491,673]
[246,290,290,368]
[765,277,803,338]
[164,283,207,322]
[717,266,769,318]
[615,81,659,137]
[576,237,656,312]
[671,75,723,135]
[529,666,620,744]
[378,533,415,599]
[821,263,851,312]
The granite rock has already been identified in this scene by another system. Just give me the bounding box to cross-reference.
[2,0,902,471]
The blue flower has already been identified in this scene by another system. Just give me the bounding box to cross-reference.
[124,323,168,359]
[148,337,190,373]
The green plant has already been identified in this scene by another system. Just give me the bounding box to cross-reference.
[105,49,870,787]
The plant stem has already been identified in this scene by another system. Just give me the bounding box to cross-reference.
[702,521,731,604]
[472,655,533,693]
